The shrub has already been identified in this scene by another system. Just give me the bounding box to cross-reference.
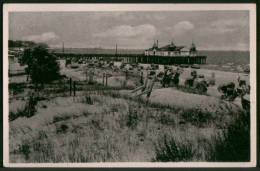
[126,107,138,129]
[9,109,26,121]
[32,139,56,162]
[56,124,69,134]
[53,115,71,123]
[154,135,194,162]
[181,108,213,127]
[18,141,31,160]
[177,85,207,95]
[17,132,57,162]
[9,93,38,121]
[159,113,175,125]
[85,95,93,105]
[207,111,250,161]
[9,83,26,95]
[24,93,38,117]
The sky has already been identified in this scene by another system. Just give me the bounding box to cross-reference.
[9,11,249,51]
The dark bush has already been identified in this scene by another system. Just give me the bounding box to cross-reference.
[9,93,38,121]
[24,93,38,117]
[32,139,56,162]
[19,142,31,160]
[159,113,175,125]
[181,108,213,127]
[9,83,26,95]
[56,124,69,134]
[53,115,71,123]
[9,109,26,121]
[176,84,208,95]
[207,111,250,161]
[154,135,194,162]
[85,95,93,105]
[126,107,138,129]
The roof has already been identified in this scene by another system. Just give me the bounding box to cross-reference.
[158,44,185,51]
[146,41,186,52]
[147,47,159,51]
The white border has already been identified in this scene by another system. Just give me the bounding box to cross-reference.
[3,3,257,168]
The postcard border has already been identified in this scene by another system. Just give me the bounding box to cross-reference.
[2,3,257,168]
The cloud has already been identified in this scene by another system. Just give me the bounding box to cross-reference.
[93,24,157,49]
[22,32,59,43]
[200,42,249,51]
[204,19,247,34]
[95,24,156,38]
[171,21,194,36]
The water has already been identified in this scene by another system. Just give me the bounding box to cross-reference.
[198,50,249,66]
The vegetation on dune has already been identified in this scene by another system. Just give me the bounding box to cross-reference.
[181,108,213,127]
[126,106,139,129]
[9,92,181,162]
[176,85,208,95]
[9,87,249,163]
[153,109,250,162]
[207,110,250,161]
[9,92,39,121]
[154,135,194,162]
[9,83,26,95]
[158,112,175,125]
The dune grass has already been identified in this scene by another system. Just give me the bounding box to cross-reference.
[206,110,250,161]
[154,135,194,162]
[9,80,248,163]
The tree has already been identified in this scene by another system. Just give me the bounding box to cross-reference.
[21,44,60,88]
[20,48,33,81]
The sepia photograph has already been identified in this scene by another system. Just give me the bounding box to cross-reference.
[3,4,256,167]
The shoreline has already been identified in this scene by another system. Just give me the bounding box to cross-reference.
[200,64,249,74]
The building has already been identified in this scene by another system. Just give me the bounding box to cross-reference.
[143,40,206,64]
[8,47,24,63]
[8,47,26,75]
[145,40,197,57]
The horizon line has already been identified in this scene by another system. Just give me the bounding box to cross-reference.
[48,47,250,52]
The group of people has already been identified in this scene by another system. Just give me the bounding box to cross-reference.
[218,74,250,101]
[161,67,182,88]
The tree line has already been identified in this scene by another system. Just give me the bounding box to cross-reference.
[9,40,37,48]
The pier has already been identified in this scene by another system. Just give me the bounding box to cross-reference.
[52,53,207,65]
